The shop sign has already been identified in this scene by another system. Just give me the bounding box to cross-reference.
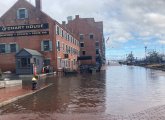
[0,31,49,38]
[0,23,49,32]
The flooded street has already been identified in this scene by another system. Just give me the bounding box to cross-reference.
[1,65,165,119]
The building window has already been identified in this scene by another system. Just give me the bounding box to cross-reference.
[90,34,94,39]
[43,41,50,51]
[44,59,51,66]
[95,42,99,47]
[41,40,52,51]
[66,45,68,53]
[82,51,86,55]
[80,34,84,40]
[17,8,28,19]
[10,44,16,53]
[96,49,99,55]
[56,26,60,35]
[62,30,64,37]
[63,43,65,51]
[0,44,6,53]
[57,41,60,51]
[80,42,84,47]
[20,58,31,68]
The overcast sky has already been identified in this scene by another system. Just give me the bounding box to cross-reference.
[0,0,165,60]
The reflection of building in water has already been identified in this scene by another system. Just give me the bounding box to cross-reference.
[55,73,106,113]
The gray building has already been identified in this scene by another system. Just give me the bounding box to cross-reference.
[16,48,43,75]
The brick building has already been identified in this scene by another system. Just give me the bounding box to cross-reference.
[0,0,80,74]
[66,15,105,68]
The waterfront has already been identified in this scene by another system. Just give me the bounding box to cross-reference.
[1,65,165,119]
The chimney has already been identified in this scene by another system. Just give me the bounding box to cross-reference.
[67,16,73,23]
[36,0,42,10]
[62,21,66,25]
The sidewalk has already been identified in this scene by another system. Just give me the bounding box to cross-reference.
[0,84,53,108]
[0,86,31,104]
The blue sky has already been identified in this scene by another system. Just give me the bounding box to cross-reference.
[0,0,165,60]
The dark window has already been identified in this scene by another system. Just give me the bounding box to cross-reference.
[80,43,84,47]
[80,34,84,40]
[37,59,40,65]
[0,44,5,53]
[56,26,60,35]
[34,58,37,64]
[96,49,99,55]
[21,58,30,68]
[44,59,50,66]
[82,51,86,55]
[43,41,50,51]
[95,42,99,47]
[62,30,64,37]
[57,41,60,51]
[17,9,28,19]
[90,34,94,39]
[10,44,16,53]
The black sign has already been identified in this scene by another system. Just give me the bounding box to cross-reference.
[0,23,49,32]
[0,31,49,38]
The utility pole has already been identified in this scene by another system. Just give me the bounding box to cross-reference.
[145,46,147,59]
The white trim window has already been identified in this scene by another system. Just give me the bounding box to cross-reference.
[41,40,53,51]
[17,8,28,19]
[56,40,60,51]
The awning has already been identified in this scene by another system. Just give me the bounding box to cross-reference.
[77,56,92,60]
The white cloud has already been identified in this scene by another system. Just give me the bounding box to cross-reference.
[0,0,165,57]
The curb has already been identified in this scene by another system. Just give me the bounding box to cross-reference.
[0,83,53,108]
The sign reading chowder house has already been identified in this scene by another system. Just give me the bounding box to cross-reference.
[0,23,49,32]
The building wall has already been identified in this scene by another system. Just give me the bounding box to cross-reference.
[0,0,80,73]
[0,0,56,72]
[66,15,105,65]
[55,23,80,70]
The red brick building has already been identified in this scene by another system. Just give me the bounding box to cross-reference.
[66,15,105,68]
[0,0,80,74]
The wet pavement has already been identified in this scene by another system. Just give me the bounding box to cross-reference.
[1,65,165,119]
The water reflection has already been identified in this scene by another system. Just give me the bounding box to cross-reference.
[1,65,165,116]
[105,65,165,114]
[1,73,106,114]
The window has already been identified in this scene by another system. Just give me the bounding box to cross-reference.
[41,40,52,51]
[44,59,50,66]
[21,58,30,68]
[96,42,99,47]
[90,34,94,39]
[62,30,64,37]
[80,42,84,47]
[17,8,28,19]
[56,26,60,35]
[63,43,65,51]
[0,44,6,53]
[68,34,70,41]
[96,49,99,55]
[82,51,86,55]
[57,41,60,51]
[43,41,50,51]
[80,34,84,40]
[10,44,16,53]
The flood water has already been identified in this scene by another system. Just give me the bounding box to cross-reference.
[1,65,165,118]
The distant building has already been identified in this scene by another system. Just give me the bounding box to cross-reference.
[66,15,105,67]
[0,0,80,74]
